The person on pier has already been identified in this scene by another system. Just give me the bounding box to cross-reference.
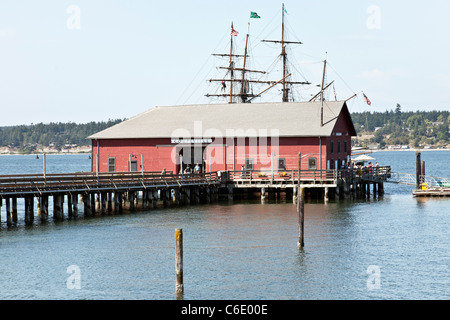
[194,163,201,174]
[241,164,246,179]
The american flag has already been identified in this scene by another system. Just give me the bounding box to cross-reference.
[363,92,371,106]
[230,25,239,36]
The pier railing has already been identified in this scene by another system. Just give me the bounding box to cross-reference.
[0,171,221,196]
[0,166,392,196]
[227,166,391,186]
[389,172,450,187]
[340,166,391,181]
[228,169,337,185]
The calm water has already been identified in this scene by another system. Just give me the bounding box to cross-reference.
[0,152,449,300]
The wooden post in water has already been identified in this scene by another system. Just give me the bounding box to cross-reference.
[421,161,425,185]
[101,192,107,215]
[53,195,62,220]
[107,192,112,213]
[205,187,211,204]
[118,192,123,213]
[297,186,305,248]
[129,191,135,211]
[196,188,200,204]
[40,195,49,221]
[378,182,384,196]
[67,193,73,218]
[163,189,170,207]
[298,152,301,186]
[12,197,17,223]
[149,190,155,209]
[175,228,184,298]
[90,193,96,215]
[24,196,33,225]
[83,193,91,217]
[72,193,78,218]
[297,152,304,248]
[6,198,11,226]
[416,151,421,189]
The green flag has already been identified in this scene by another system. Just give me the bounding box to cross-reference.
[250,11,260,18]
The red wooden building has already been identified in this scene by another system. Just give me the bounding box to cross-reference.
[88,101,356,174]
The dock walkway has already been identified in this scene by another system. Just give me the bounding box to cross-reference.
[0,167,392,227]
[226,166,391,200]
[0,171,221,226]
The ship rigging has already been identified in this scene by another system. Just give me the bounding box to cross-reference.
[206,3,311,104]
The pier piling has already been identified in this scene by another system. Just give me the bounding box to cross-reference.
[297,186,305,248]
[12,197,17,223]
[416,151,421,189]
[175,228,184,299]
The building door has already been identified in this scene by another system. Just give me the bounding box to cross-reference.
[178,146,206,173]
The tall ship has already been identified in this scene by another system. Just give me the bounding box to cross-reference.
[205,3,334,105]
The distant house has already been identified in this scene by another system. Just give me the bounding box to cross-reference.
[88,101,357,174]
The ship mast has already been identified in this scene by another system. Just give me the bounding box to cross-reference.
[308,53,329,126]
[240,23,250,102]
[281,3,287,101]
[262,3,310,102]
[206,22,267,103]
[229,22,235,103]
[320,57,326,126]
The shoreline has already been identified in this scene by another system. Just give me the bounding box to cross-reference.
[0,146,92,155]
[369,148,449,153]
[0,151,92,156]
[0,148,448,156]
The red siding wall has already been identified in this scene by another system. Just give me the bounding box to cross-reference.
[92,138,178,173]
[92,135,350,174]
[323,111,353,169]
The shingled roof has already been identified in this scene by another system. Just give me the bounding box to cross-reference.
[88,101,356,139]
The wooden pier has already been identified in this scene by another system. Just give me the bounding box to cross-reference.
[0,166,392,227]
[224,166,391,201]
[0,171,221,226]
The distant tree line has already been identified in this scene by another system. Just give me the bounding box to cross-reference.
[351,104,449,148]
[0,119,124,152]
[0,106,449,153]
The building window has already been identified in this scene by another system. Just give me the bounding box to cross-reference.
[337,141,341,153]
[278,158,286,171]
[129,160,138,172]
[308,157,317,170]
[245,158,254,170]
[344,141,348,153]
[330,158,335,169]
[108,157,116,172]
[330,141,334,154]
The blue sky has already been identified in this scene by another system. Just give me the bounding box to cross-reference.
[0,0,449,126]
